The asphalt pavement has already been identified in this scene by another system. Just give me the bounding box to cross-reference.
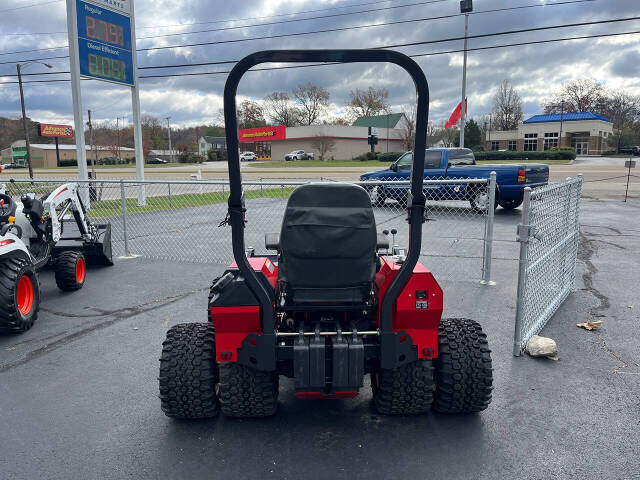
[1,195,638,479]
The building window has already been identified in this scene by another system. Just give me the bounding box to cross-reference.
[508,140,517,151]
[544,132,559,150]
[491,141,499,151]
[524,133,538,151]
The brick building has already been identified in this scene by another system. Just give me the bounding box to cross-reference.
[485,112,613,155]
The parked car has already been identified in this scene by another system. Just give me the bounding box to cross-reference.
[2,163,26,169]
[359,148,549,211]
[240,151,257,161]
[618,146,640,156]
[147,157,169,164]
[285,150,314,161]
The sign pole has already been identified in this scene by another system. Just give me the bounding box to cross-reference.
[65,0,89,206]
[129,0,145,206]
[55,137,60,167]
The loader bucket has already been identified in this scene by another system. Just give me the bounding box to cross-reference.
[55,221,114,266]
[84,223,113,266]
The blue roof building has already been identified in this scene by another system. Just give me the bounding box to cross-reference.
[485,111,613,155]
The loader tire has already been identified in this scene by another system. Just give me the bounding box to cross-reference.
[159,323,219,419]
[433,318,493,413]
[54,250,86,291]
[372,359,435,415]
[219,363,278,418]
[0,256,40,334]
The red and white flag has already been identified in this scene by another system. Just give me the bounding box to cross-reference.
[444,98,467,129]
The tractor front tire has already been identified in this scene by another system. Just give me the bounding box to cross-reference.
[372,359,435,415]
[159,323,220,419]
[54,250,86,291]
[433,318,493,414]
[218,363,279,418]
[0,256,40,334]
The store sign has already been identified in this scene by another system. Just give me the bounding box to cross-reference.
[238,125,286,142]
[40,123,74,138]
[83,0,131,15]
[76,0,134,86]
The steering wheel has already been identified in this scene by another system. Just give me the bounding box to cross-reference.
[0,193,17,223]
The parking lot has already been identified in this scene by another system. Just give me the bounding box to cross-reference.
[1,194,638,480]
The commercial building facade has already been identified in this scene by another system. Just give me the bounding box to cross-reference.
[1,140,135,168]
[237,114,409,161]
[485,112,613,155]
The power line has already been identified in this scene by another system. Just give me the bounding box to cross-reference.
[0,0,449,55]
[0,0,596,56]
[0,0,409,35]
[1,29,637,85]
[0,0,61,13]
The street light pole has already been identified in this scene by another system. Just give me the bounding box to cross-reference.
[16,63,33,179]
[15,60,52,179]
[166,116,173,162]
[459,0,472,148]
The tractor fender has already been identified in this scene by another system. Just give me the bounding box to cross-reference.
[0,231,33,261]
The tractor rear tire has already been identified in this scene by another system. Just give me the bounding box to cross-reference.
[159,322,220,419]
[218,363,279,418]
[433,318,493,413]
[0,256,40,334]
[54,250,86,291]
[372,359,435,415]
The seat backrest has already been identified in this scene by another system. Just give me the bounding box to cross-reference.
[278,183,377,302]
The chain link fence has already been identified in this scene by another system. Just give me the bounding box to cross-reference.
[3,176,496,284]
[513,175,583,355]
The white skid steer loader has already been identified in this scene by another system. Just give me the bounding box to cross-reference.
[0,181,113,334]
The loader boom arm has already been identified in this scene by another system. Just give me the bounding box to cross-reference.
[43,183,93,243]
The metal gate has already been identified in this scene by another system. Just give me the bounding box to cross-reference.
[513,175,583,355]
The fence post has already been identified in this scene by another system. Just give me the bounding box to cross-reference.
[481,172,497,285]
[120,180,130,256]
[168,183,172,209]
[513,186,532,356]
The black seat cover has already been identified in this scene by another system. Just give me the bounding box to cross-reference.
[278,183,377,303]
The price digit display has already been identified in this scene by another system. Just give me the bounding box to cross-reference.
[85,15,124,46]
[88,53,126,82]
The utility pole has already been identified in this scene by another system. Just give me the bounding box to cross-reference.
[165,116,173,162]
[87,109,97,179]
[559,100,564,149]
[16,64,34,178]
[459,0,472,148]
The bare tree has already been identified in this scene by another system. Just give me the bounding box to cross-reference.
[492,80,523,130]
[263,92,301,127]
[599,91,640,151]
[542,78,605,114]
[324,116,351,126]
[398,109,416,151]
[346,87,389,120]
[311,134,336,161]
[441,122,459,147]
[237,100,266,129]
[293,82,330,125]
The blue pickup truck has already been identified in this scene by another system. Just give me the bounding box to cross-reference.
[359,148,549,211]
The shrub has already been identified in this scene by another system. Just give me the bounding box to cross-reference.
[365,151,377,160]
[550,146,576,152]
[602,150,616,156]
[474,150,576,161]
[377,151,404,163]
[59,159,77,167]
[178,152,205,163]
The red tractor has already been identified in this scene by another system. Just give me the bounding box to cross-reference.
[159,49,493,418]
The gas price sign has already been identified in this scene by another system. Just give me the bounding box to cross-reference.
[76,0,134,85]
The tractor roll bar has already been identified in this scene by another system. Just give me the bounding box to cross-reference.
[223,50,429,354]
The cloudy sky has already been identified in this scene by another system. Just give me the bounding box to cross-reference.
[0,0,638,128]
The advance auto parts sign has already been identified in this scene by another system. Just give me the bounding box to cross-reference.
[40,124,74,138]
[238,125,286,142]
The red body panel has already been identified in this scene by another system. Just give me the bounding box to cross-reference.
[375,257,443,358]
[212,257,277,362]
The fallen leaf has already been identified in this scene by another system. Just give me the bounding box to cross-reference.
[547,355,559,361]
[627,305,634,309]
[577,320,602,331]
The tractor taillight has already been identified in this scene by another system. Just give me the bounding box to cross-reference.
[517,168,526,184]
[0,239,14,247]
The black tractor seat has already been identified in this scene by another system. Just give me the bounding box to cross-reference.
[276,183,377,305]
